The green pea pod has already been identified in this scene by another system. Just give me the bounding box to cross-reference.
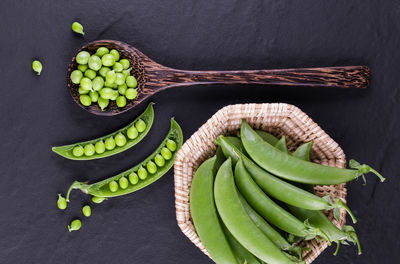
[275,136,290,154]
[292,141,313,161]
[52,103,154,160]
[240,120,385,185]
[255,130,279,146]
[65,118,182,200]
[214,158,296,264]
[216,136,357,223]
[190,156,238,264]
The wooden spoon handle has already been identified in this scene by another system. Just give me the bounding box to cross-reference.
[149,66,369,90]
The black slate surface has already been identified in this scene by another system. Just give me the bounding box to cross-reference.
[0,0,399,263]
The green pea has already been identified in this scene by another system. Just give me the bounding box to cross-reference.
[92,196,107,203]
[68,219,82,232]
[129,172,139,185]
[135,119,146,132]
[79,87,89,94]
[32,60,42,75]
[105,82,118,89]
[166,139,177,152]
[72,22,84,35]
[115,73,125,85]
[101,54,115,67]
[161,147,172,160]
[70,70,83,84]
[147,161,157,174]
[99,88,114,99]
[96,47,109,57]
[123,68,132,78]
[115,133,127,147]
[154,154,165,167]
[127,126,138,139]
[119,59,130,70]
[119,176,129,189]
[98,97,109,111]
[57,194,67,210]
[84,143,95,156]
[138,166,148,180]
[126,75,137,88]
[113,62,123,72]
[80,94,92,106]
[99,66,111,77]
[110,90,119,101]
[109,180,118,192]
[110,49,120,61]
[92,76,104,91]
[80,77,92,91]
[89,91,99,103]
[76,51,90,64]
[95,140,106,154]
[105,137,116,150]
[82,205,91,217]
[116,96,127,108]
[125,88,138,100]
[77,64,88,72]
[72,145,84,157]
[88,55,102,71]
[118,84,127,95]
[105,70,116,84]
[84,69,96,80]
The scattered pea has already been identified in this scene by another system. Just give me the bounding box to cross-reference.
[94,140,106,154]
[72,22,84,35]
[76,51,90,64]
[113,62,123,72]
[80,77,92,91]
[72,145,84,157]
[68,219,81,232]
[99,88,114,99]
[98,97,109,111]
[92,196,107,203]
[119,177,129,189]
[166,139,177,152]
[32,60,42,75]
[118,84,127,95]
[109,180,118,192]
[110,49,120,61]
[92,76,104,91]
[70,70,83,84]
[116,96,127,108]
[84,69,96,80]
[138,166,148,180]
[105,137,116,150]
[84,143,95,156]
[120,59,130,69]
[82,205,91,217]
[80,94,92,106]
[126,75,137,88]
[147,161,157,174]
[161,147,172,160]
[127,126,138,139]
[125,88,138,100]
[115,73,125,85]
[101,54,115,67]
[154,154,165,167]
[135,119,146,132]
[57,194,67,210]
[96,47,109,57]
[77,64,88,72]
[88,55,102,71]
[115,133,127,147]
[129,172,139,185]
[89,91,99,103]
[99,66,111,77]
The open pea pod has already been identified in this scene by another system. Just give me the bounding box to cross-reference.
[65,118,182,200]
[52,103,154,160]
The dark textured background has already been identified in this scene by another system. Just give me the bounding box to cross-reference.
[0,0,399,263]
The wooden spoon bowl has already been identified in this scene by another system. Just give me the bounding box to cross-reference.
[68,40,370,116]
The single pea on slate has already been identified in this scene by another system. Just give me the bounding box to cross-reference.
[32,60,42,75]
[68,219,82,232]
[82,205,91,217]
[57,194,67,210]
[72,22,84,35]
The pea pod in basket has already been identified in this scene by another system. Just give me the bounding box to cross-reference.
[65,118,182,200]
[52,103,154,160]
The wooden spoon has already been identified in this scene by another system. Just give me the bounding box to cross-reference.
[68,40,370,116]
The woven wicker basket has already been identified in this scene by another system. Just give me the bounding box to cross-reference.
[174,103,348,263]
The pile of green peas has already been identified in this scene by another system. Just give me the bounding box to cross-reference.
[71,118,147,157]
[71,47,138,110]
[108,139,177,193]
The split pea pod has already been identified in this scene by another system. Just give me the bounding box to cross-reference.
[52,103,154,160]
[216,136,356,223]
[65,119,182,200]
[190,156,238,264]
[214,158,296,264]
[240,120,385,184]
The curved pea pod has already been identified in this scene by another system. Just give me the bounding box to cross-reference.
[292,141,313,161]
[52,103,154,160]
[65,118,182,200]
[275,136,290,154]
[240,120,385,185]
[214,158,296,264]
[190,156,238,264]
[255,130,279,145]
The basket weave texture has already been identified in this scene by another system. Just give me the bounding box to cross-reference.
[174,103,347,263]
